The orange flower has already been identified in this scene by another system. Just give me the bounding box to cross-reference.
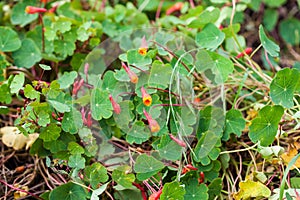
[138,48,147,56]
[141,86,152,107]
[143,109,160,133]
[25,6,47,14]
[109,94,121,114]
[122,62,138,84]
[138,36,148,56]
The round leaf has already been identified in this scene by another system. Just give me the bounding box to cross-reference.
[91,89,112,120]
[249,105,284,146]
[160,181,185,200]
[270,68,300,108]
[0,26,21,52]
[196,23,225,50]
[12,38,42,68]
[49,182,86,200]
[134,154,164,181]
[279,18,300,45]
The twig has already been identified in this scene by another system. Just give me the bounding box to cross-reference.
[0,179,43,200]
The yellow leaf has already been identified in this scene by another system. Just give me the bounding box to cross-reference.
[281,147,300,169]
[233,179,271,200]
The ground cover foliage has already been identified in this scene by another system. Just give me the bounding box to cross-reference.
[1,0,300,199]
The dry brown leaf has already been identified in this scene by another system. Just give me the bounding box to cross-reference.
[1,126,39,150]
[281,147,300,169]
[13,185,28,199]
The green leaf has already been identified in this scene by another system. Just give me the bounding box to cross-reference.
[37,110,50,127]
[155,31,175,56]
[54,40,76,57]
[48,100,71,113]
[39,64,51,71]
[148,61,173,89]
[10,73,24,94]
[112,165,135,189]
[279,18,300,46]
[263,0,286,7]
[49,182,86,200]
[84,163,108,189]
[270,68,300,108]
[157,135,182,161]
[134,154,164,181]
[0,26,21,52]
[263,8,279,31]
[68,142,84,155]
[195,50,234,84]
[61,108,83,134]
[12,38,42,68]
[53,18,72,33]
[161,181,185,200]
[126,121,151,144]
[11,1,38,27]
[0,84,12,104]
[249,105,284,146]
[188,7,220,28]
[91,89,112,120]
[184,180,208,200]
[24,84,39,100]
[68,154,85,169]
[208,178,222,198]
[77,22,93,42]
[39,124,61,142]
[127,49,152,66]
[44,140,67,153]
[114,100,135,130]
[91,182,109,200]
[196,23,225,50]
[58,71,78,90]
[223,109,246,141]
[194,131,219,162]
[259,25,280,57]
[102,71,118,92]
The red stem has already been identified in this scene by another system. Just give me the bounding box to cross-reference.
[132,182,147,200]
[0,179,43,200]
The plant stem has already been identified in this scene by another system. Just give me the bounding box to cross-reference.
[0,179,43,200]
[39,14,45,53]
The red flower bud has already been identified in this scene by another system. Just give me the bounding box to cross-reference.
[109,94,121,114]
[143,109,160,133]
[236,47,253,58]
[166,2,184,15]
[122,62,138,84]
[141,86,152,107]
[169,133,186,147]
[25,6,47,14]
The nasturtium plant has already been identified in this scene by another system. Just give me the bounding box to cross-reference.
[270,68,300,108]
[196,23,225,50]
[249,105,284,146]
[0,27,21,52]
[223,109,246,141]
[134,154,165,180]
[259,25,280,57]
[2,1,300,200]
[49,182,86,200]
